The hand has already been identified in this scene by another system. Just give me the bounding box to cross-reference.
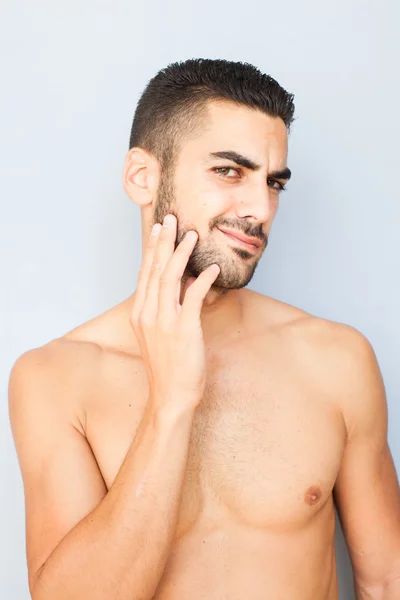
[130,214,220,410]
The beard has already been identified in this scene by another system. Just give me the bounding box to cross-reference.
[153,167,267,290]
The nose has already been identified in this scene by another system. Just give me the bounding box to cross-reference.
[234,183,272,223]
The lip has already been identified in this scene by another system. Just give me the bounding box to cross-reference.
[217,227,262,252]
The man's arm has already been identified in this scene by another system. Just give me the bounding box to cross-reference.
[332,327,400,599]
[8,347,196,600]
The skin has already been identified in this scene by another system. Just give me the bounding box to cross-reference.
[9,100,400,599]
[144,100,289,301]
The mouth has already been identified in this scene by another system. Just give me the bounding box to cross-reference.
[216,227,261,254]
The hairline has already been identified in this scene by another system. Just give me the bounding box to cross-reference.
[155,96,290,173]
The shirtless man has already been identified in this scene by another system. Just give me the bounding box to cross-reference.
[8,58,400,600]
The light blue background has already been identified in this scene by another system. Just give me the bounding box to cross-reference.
[1,1,399,598]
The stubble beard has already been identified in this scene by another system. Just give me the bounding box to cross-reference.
[153,167,263,290]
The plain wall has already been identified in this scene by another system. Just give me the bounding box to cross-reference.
[1,1,399,598]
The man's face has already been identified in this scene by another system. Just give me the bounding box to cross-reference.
[153,100,290,289]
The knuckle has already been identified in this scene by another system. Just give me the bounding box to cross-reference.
[138,311,154,329]
[159,273,175,285]
[170,246,189,266]
[178,237,192,251]
[130,308,139,324]
[138,265,147,279]
[158,228,170,243]
[158,318,172,335]
[146,236,157,250]
[149,262,161,275]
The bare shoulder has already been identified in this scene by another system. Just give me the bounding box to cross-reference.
[8,336,103,436]
[281,307,377,371]
[288,314,387,440]
[8,296,137,433]
[261,293,385,437]
[247,290,381,414]
[267,294,377,379]
[247,289,373,356]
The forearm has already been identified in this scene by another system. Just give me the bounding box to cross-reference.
[32,401,196,600]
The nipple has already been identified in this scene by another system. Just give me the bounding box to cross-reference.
[304,485,322,506]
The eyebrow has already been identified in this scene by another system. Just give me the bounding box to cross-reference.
[208,151,292,181]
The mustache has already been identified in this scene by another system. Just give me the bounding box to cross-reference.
[174,218,268,248]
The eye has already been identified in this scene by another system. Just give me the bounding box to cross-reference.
[267,178,286,192]
[213,166,242,179]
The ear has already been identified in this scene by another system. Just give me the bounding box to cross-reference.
[122,148,160,207]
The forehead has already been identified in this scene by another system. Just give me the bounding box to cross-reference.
[180,100,289,167]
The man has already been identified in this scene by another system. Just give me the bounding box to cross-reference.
[8,58,400,600]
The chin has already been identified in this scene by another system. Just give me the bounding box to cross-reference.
[186,237,260,289]
[213,263,258,290]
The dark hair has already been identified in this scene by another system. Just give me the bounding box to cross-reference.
[129,58,295,171]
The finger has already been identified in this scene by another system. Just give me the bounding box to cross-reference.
[177,276,196,306]
[179,264,220,325]
[158,230,198,324]
[143,214,177,320]
[131,223,162,323]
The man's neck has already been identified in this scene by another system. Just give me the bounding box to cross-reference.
[198,287,245,344]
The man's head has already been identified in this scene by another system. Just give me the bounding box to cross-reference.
[124,58,295,289]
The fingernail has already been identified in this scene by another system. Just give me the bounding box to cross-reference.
[163,214,175,228]
[151,223,162,236]
[186,230,197,241]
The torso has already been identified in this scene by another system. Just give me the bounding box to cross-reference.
[51,289,349,599]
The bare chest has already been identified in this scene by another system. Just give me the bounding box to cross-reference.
[84,350,346,537]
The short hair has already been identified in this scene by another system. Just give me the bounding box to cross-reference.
[129,58,295,171]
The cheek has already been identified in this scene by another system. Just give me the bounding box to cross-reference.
[179,181,232,222]
[199,175,239,208]
[174,167,237,231]
[270,195,280,216]
[198,188,230,212]
[175,191,227,242]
